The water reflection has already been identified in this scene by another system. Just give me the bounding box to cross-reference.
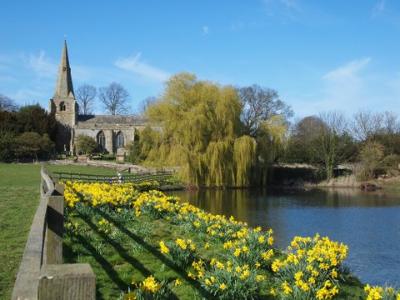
[169,188,400,287]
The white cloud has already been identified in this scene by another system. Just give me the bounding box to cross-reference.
[27,50,57,78]
[202,25,209,35]
[323,57,371,82]
[317,58,371,112]
[115,53,170,82]
[290,58,374,117]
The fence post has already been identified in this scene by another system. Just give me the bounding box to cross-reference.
[46,195,64,264]
[38,264,96,300]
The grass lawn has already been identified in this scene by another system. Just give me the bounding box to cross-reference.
[64,206,216,299]
[0,163,41,300]
[0,162,133,300]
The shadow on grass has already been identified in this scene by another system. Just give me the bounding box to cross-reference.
[64,233,128,299]
[95,208,214,299]
[76,210,180,299]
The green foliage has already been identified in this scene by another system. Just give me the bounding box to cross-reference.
[201,262,263,299]
[14,132,54,160]
[143,73,263,187]
[126,128,159,164]
[126,132,140,164]
[233,136,257,187]
[0,110,18,132]
[165,239,197,268]
[381,154,400,176]
[0,104,57,161]
[357,141,385,180]
[15,105,57,139]
[75,134,98,155]
[371,133,400,156]
[0,131,16,161]
[284,114,357,180]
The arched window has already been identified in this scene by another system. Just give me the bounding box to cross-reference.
[97,131,106,151]
[59,101,66,111]
[115,131,124,149]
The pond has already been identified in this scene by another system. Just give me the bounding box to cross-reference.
[169,188,400,287]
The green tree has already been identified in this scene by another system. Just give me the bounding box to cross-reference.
[285,113,356,180]
[0,110,18,133]
[126,129,148,164]
[145,73,258,187]
[0,131,16,161]
[16,105,57,140]
[14,132,54,160]
[285,116,324,164]
[75,135,98,155]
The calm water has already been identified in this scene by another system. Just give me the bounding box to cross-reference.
[169,188,400,287]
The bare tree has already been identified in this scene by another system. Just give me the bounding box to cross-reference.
[139,96,157,114]
[76,84,96,115]
[352,111,382,141]
[0,94,18,111]
[238,85,293,137]
[352,110,400,141]
[316,111,349,180]
[98,82,130,115]
[382,111,399,134]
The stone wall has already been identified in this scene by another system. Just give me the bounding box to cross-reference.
[74,126,141,154]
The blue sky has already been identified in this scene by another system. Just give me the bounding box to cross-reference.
[0,0,399,117]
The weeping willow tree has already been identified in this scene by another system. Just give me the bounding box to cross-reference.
[139,73,256,187]
[137,73,289,187]
[254,115,288,185]
[233,136,257,187]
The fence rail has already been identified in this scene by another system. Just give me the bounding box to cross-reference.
[50,171,175,185]
[11,167,95,300]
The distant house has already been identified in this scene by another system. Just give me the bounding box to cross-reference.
[49,41,146,155]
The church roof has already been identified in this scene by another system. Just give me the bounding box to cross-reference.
[77,115,147,126]
[54,40,75,99]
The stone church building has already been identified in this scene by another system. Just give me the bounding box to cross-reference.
[50,41,146,155]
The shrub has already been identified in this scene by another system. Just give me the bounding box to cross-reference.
[380,154,400,176]
[75,135,98,155]
[356,141,385,180]
[14,132,54,160]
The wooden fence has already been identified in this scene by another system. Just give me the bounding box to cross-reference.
[49,170,174,185]
[11,167,95,300]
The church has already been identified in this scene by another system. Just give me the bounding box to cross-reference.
[49,41,146,155]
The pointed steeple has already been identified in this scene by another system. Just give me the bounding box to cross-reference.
[54,40,75,98]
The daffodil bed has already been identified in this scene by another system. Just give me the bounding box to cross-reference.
[63,181,399,300]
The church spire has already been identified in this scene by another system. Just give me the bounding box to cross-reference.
[54,40,74,98]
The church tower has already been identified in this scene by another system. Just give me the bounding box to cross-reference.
[50,40,78,152]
